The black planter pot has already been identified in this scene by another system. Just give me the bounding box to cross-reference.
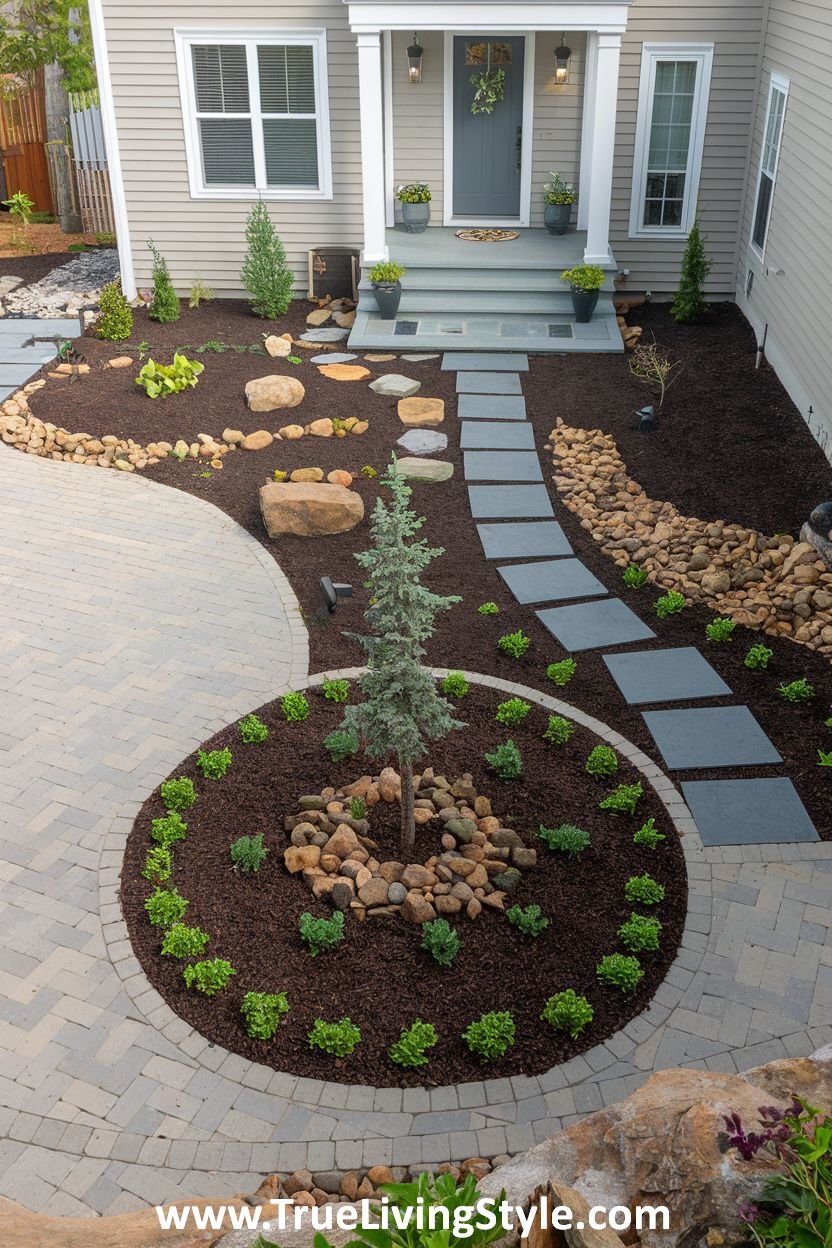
[570,286,599,323]
[373,280,402,319]
[544,203,572,235]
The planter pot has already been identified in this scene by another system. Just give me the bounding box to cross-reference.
[570,286,599,323]
[373,280,402,319]
[544,203,572,236]
[401,201,430,233]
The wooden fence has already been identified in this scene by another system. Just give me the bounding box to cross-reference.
[67,89,115,235]
[0,72,54,213]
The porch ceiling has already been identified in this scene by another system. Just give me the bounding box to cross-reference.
[343,1,632,35]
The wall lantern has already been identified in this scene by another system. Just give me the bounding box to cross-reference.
[407,33,424,83]
[554,35,572,84]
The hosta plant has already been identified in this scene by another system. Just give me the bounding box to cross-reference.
[463,1010,516,1061]
[388,1019,438,1068]
[241,991,290,1040]
[324,727,359,763]
[308,1017,361,1057]
[818,750,832,768]
[541,989,594,1038]
[135,353,203,398]
[183,958,235,996]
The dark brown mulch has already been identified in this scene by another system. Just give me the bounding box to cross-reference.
[122,685,687,1086]
[0,251,77,284]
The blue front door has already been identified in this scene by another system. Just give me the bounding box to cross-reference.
[452,35,525,218]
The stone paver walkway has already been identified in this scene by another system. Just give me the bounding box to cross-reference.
[0,317,80,401]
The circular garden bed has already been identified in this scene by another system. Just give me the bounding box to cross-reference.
[121,678,687,1086]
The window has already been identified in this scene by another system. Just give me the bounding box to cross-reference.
[630,43,713,238]
[176,29,332,199]
[751,74,788,255]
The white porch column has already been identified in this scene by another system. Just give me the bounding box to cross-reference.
[356,30,389,263]
[583,31,622,266]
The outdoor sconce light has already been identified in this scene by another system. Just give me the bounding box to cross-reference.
[320,576,354,614]
[407,34,424,84]
[637,405,656,433]
[554,36,572,84]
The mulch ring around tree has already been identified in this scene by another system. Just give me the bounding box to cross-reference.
[121,684,687,1087]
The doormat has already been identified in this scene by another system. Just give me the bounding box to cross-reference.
[455,229,519,242]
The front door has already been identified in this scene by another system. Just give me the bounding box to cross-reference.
[452,35,525,219]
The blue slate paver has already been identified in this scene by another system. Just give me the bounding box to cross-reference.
[464,451,543,482]
[682,778,818,845]
[458,395,527,421]
[537,599,656,651]
[461,422,536,450]
[0,363,45,385]
[456,372,523,395]
[468,485,554,519]
[309,353,357,364]
[603,647,732,705]
[498,559,607,605]
[298,328,348,343]
[642,705,781,770]
[477,521,572,560]
[442,353,529,372]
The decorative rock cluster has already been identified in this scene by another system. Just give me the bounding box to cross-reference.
[284,769,536,924]
[0,251,120,318]
[253,1156,509,1210]
[549,421,832,654]
[306,295,357,332]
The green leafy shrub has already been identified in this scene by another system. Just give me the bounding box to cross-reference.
[477,601,499,615]
[600,782,643,815]
[485,739,523,781]
[543,715,574,745]
[349,796,367,819]
[634,816,665,849]
[421,918,460,967]
[189,275,214,308]
[360,464,378,479]
[623,564,648,589]
[496,697,531,727]
[183,958,235,996]
[324,727,359,763]
[442,671,469,698]
[672,221,711,323]
[281,692,310,721]
[241,201,293,318]
[161,923,210,959]
[368,261,406,284]
[147,240,180,322]
[142,846,171,882]
[241,991,290,1040]
[308,1017,361,1057]
[96,280,133,341]
[585,745,619,777]
[618,912,662,953]
[625,874,665,906]
[197,747,232,780]
[655,590,686,618]
[778,678,814,703]
[463,1011,516,1061]
[396,183,432,204]
[744,644,774,671]
[388,1019,438,1068]
[145,887,188,927]
[547,659,577,686]
[818,750,832,768]
[230,834,268,874]
[322,678,350,703]
[562,264,605,292]
[537,823,590,855]
[160,778,196,812]
[497,630,530,659]
[151,811,188,847]
[506,904,549,939]
[299,911,345,957]
[541,989,594,1038]
[135,353,203,398]
[705,617,736,643]
[597,953,644,993]
[239,713,269,744]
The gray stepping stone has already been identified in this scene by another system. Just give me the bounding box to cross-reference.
[499,559,607,605]
[456,372,523,395]
[442,352,529,371]
[537,598,656,651]
[477,521,572,560]
[397,429,448,455]
[464,451,543,482]
[642,706,781,770]
[682,778,818,846]
[461,422,535,450]
[603,647,732,705]
[469,485,554,519]
[401,353,439,361]
[369,374,421,398]
[458,394,527,421]
[309,352,357,364]
[298,327,348,342]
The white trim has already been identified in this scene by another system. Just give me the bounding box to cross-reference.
[577,29,598,231]
[87,0,135,299]
[749,70,789,262]
[583,31,620,264]
[382,30,395,227]
[628,41,714,240]
[173,27,333,201]
[356,30,389,262]
[442,31,535,227]
[346,3,630,35]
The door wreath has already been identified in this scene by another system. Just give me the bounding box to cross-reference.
[470,44,505,115]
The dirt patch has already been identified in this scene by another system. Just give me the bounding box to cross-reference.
[0,217,97,261]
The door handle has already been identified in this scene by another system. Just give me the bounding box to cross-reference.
[516,127,522,173]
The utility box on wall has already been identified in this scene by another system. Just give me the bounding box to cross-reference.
[307,247,359,301]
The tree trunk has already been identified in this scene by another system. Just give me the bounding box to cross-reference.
[44,61,83,234]
[400,760,415,859]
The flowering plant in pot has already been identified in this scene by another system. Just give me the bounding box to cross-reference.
[368,261,406,319]
[396,183,431,233]
[561,263,605,322]
[543,172,575,235]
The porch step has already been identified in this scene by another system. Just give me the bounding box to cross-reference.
[358,283,617,317]
[348,309,624,354]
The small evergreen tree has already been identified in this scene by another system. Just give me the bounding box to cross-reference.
[147,240,180,323]
[338,460,464,855]
[672,222,711,323]
[241,201,293,319]
[96,280,133,341]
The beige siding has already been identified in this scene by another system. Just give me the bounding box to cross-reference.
[391,30,444,218]
[736,0,832,458]
[530,33,586,229]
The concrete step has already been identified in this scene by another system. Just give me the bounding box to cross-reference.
[358,287,617,317]
[360,267,618,291]
[348,310,624,354]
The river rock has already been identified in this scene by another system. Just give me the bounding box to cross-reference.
[289,467,324,483]
[401,891,437,924]
[264,335,292,358]
[241,430,274,451]
[259,482,365,538]
[245,375,305,412]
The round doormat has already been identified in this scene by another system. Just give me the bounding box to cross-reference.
[455,228,519,242]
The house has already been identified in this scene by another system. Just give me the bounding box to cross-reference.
[88,1,831,447]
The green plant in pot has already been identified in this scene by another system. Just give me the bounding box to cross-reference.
[561,263,605,323]
[368,261,406,320]
[396,183,431,234]
[543,172,575,236]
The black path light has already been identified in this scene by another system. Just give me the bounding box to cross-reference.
[637,404,656,432]
[554,35,572,84]
[407,33,424,84]
[320,576,354,614]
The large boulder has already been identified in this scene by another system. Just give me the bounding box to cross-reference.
[245,375,305,412]
[396,457,453,482]
[259,482,364,538]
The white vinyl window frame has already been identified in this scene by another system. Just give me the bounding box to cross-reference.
[629,42,714,240]
[174,27,333,201]
[750,71,789,260]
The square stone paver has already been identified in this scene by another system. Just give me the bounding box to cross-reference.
[477,521,572,560]
[456,372,523,394]
[603,647,732,705]
[464,451,543,482]
[468,486,554,519]
[499,559,607,605]
[682,778,818,845]
[442,353,529,371]
[536,598,656,651]
[458,395,527,421]
[461,422,535,450]
[642,706,781,770]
